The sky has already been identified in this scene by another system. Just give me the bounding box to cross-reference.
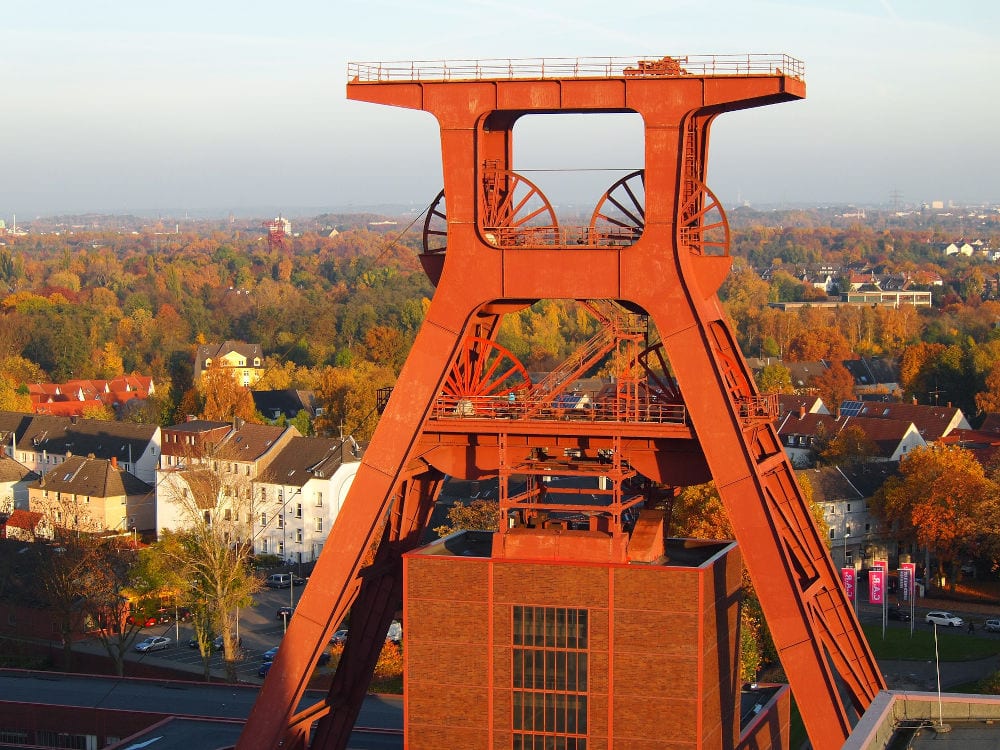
[3,0,999,219]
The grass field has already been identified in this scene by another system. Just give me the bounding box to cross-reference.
[862,623,1000,661]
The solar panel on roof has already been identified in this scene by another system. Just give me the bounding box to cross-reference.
[839,401,864,417]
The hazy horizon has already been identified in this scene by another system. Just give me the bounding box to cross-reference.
[5,1,999,218]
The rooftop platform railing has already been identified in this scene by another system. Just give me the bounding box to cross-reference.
[430,393,687,426]
[348,54,804,84]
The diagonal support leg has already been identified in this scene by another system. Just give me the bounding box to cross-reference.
[310,472,442,749]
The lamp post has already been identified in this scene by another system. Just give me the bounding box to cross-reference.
[844,527,850,569]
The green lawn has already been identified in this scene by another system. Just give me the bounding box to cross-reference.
[862,623,1000,661]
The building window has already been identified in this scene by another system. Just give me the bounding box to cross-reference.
[315,517,323,532]
[512,606,588,748]
[260,512,267,527]
[829,528,835,540]
[846,503,852,512]
[316,491,323,507]
[277,516,283,529]
[295,528,303,543]
[296,503,302,519]
[278,541,284,555]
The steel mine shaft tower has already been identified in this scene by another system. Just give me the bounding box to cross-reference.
[237,55,884,750]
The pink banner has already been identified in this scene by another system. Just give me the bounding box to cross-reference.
[869,570,885,605]
[841,568,856,600]
[899,562,916,602]
[874,559,888,572]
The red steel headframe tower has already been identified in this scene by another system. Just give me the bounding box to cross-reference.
[238,55,884,750]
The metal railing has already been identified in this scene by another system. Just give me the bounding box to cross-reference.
[482,225,640,248]
[431,394,687,426]
[348,55,804,84]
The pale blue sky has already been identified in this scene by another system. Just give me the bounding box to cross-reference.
[3,1,998,217]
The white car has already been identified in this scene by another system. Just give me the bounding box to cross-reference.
[925,611,963,628]
[984,619,1000,633]
[135,636,172,652]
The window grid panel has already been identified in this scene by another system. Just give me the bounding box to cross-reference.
[512,606,588,747]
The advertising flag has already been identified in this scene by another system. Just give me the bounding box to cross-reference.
[874,559,888,572]
[869,569,885,605]
[899,562,916,602]
[841,567,856,600]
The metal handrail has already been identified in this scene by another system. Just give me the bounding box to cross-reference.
[431,394,687,425]
[348,54,804,83]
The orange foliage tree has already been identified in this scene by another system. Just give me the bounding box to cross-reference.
[873,444,1000,588]
[199,363,260,424]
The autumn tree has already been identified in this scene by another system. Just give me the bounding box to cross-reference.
[433,499,500,537]
[755,363,794,394]
[199,362,260,424]
[155,456,262,681]
[314,361,396,442]
[81,537,163,677]
[810,361,856,410]
[872,444,1000,590]
[975,359,1000,415]
[819,424,877,467]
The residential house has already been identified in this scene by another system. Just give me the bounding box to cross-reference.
[251,390,318,423]
[155,421,298,533]
[0,454,36,511]
[254,436,362,563]
[943,240,974,257]
[194,341,265,387]
[27,455,154,535]
[776,394,830,420]
[0,412,160,485]
[844,401,970,444]
[937,428,1000,468]
[776,411,925,466]
[2,509,52,542]
[840,357,900,397]
[26,376,155,418]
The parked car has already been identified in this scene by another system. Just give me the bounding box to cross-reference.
[925,611,964,627]
[258,661,273,678]
[329,629,348,646]
[276,606,294,620]
[262,646,280,662]
[135,636,171,653]
[888,606,911,622]
[266,573,292,588]
[985,619,1000,633]
[212,634,243,651]
[318,650,331,667]
[127,613,158,628]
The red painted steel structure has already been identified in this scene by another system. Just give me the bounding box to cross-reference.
[236,55,885,750]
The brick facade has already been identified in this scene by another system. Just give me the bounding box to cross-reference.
[404,533,742,749]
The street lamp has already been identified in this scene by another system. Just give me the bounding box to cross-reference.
[844,527,851,568]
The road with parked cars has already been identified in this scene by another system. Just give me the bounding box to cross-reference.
[122,584,315,683]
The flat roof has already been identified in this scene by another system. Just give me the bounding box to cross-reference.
[415,530,732,567]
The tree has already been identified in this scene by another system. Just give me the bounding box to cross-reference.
[81,537,162,676]
[975,359,1000,415]
[872,444,1000,590]
[433,499,500,537]
[0,373,32,412]
[810,362,856,410]
[755,363,794,394]
[819,424,877,466]
[199,361,259,424]
[154,454,262,681]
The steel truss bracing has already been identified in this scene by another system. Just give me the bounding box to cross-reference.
[236,55,883,750]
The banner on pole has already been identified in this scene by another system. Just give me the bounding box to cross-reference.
[874,559,888,572]
[869,569,885,605]
[841,567,855,600]
[899,562,916,602]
